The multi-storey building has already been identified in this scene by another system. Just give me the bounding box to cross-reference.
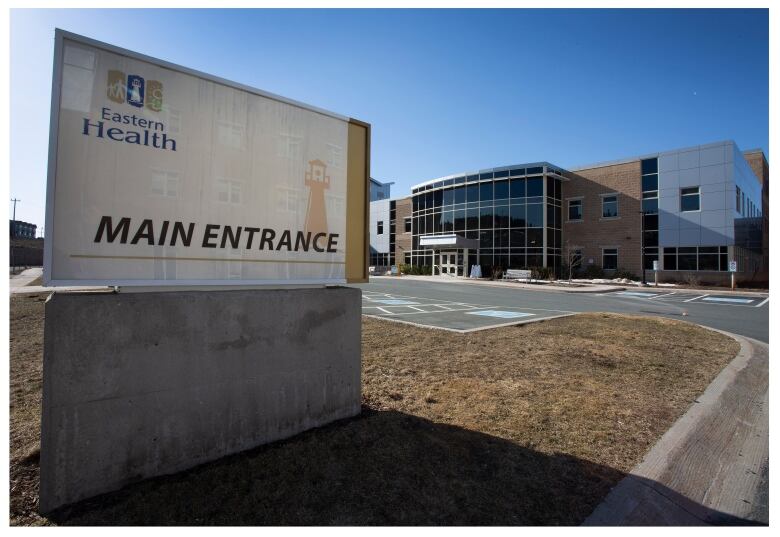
[374,140,768,285]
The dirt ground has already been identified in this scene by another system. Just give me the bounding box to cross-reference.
[9,293,739,525]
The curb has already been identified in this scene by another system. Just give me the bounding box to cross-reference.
[583,328,768,526]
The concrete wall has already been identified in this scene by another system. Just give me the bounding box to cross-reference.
[40,286,361,513]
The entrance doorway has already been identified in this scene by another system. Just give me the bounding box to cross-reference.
[438,250,463,276]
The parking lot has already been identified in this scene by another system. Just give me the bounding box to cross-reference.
[607,290,770,307]
[362,290,574,332]
[357,278,769,341]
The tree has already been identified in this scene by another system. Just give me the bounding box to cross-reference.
[565,242,584,282]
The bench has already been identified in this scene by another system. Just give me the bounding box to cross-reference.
[503,269,532,281]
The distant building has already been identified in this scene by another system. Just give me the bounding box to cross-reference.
[369,140,769,285]
[369,177,393,201]
[10,220,37,239]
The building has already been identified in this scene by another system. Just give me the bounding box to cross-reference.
[377,140,768,285]
[10,220,37,239]
[369,177,394,201]
[369,196,412,268]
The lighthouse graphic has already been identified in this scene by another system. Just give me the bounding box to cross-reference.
[304,159,330,235]
[127,75,145,108]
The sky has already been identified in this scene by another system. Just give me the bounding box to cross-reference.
[9,8,769,232]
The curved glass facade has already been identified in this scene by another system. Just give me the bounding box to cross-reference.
[410,164,564,275]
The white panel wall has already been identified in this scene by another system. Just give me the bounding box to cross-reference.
[369,199,390,254]
[656,141,761,248]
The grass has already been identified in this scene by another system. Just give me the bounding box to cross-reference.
[9,293,739,525]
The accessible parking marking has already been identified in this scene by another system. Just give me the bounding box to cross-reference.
[702,297,755,304]
[466,310,534,319]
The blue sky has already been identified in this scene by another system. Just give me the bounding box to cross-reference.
[10,8,769,231]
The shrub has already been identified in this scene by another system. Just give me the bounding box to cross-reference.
[612,268,638,280]
[582,265,605,279]
[530,266,553,280]
[682,273,701,288]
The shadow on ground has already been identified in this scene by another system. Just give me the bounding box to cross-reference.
[40,407,760,526]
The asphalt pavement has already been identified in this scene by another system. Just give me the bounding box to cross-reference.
[353,277,769,342]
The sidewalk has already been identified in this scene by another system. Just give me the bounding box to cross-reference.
[9,267,43,288]
[372,275,769,297]
[584,330,768,525]
[371,275,624,293]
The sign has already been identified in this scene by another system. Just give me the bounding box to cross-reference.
[390,265,399,275]
[729,261,738,273]
[652,260,659,271]
[44,30,369,286]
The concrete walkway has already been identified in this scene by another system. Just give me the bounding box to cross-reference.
[584,329,768,525]
[9,266,43,288]
[372,275,624,293]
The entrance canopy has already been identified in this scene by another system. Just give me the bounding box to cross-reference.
[419,234,479,250]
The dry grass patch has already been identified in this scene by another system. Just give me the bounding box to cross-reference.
[9,294,738,525]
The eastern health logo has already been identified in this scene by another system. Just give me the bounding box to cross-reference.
[107,70,163,112]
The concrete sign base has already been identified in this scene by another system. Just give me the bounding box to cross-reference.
[39,287,361,513]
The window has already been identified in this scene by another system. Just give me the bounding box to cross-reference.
[568,199,582,221]
[736,186,741,214]
[681,187,700,212]
[602,195,618,218]
[602,248,618,270]
[404,217,411,233]
[377,221,383,235]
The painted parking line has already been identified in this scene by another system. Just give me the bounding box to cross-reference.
[617,291,661,298]
[702,297,755,304]
[371,299,420,305]
[466,310,535,319]
[755,297,769,308]
[684,294,710,302]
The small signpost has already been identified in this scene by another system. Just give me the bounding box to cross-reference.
[652,259,659,287]
[729,260,738,290]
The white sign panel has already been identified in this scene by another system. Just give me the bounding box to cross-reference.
[652,260,659,271]
[45,31,353,286]
[729,261,738,273]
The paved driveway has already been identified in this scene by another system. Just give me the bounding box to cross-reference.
[354,278,769,341]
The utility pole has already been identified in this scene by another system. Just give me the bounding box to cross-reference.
[11,198,20,223]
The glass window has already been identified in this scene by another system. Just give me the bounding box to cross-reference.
[442,188,453,206]
[602,195,618,218]
[527,228,543,248]
[453,186,466,204]
[494,205,510,228]
[641,158,658,175]
[480,181,494,202]
[466,184,479,203]
[494,180,509,200]
[479,230,493,248]
[644,230,658,247]
[433,189,443,208]
[480,207,493,228]
[681,187,700,212]
[495,229,510,247]
[510,205,526,227]
[466,208,479,229]
[526,204,544,227]
[510,178,525,198]
[510,229,525,248]
[664,252,677,270]
[736,186,741,214]
[527,177,543,197]
[642,198,658,214]
[568,199,582,221]
[494,170,509,178]
[479,172,493,180]
[678,247,697,270]
[509,168,525,177]
[527,166,543,175]
[603,248,618,270]
[376,221,383,235]
[404,217,411,233]
[641,174,658,192]
[442,211,453,232]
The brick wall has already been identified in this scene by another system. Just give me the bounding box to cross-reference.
[394,196,412,264]
[562,160,643,276]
